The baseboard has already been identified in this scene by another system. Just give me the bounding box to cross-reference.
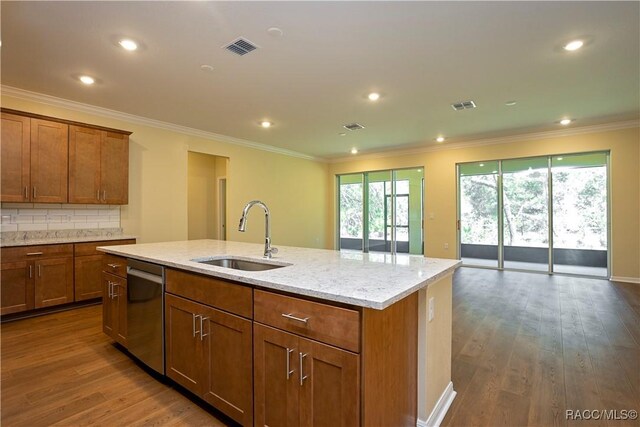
[610,276,640,284]
[417,381,456,427]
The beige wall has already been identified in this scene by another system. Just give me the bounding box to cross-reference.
[187,152,218,240]
[1,95,330,249]
[329,127,640,279]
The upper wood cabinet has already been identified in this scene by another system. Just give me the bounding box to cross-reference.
[1,109,131,204]
[1,113,68,203]
[69,126,129,204]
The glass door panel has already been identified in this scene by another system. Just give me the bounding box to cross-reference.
[338,174,363,251]
[552,153,608,277]
[459,161,499,267]
[368,171,392,253]
[502,157,549,271]
[394,169,424,254]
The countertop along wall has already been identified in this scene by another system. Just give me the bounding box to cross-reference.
[328,126,640,281]
[1,93,329,250]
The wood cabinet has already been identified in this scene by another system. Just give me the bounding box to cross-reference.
[165,293,253,426]
[1,113,68,203]
[75,240,135,301]
[102,271,127,347]
[253,323,360,427]
[69,126,129,204]
[0,245,73,315]
[1,108,131,204]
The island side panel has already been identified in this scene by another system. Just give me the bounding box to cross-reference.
[361,292,418,426]
[418,273,454,423]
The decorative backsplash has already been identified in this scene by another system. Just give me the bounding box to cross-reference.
[0,203,121,233]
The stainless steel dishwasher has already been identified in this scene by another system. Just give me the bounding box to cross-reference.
[127,259,165,375]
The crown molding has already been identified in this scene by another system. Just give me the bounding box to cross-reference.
[328,119,640,163]
[1,85,323,162]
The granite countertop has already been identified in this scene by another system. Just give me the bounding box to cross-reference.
[99,240,461,310]
[1,229,136,247]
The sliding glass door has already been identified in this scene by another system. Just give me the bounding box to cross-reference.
[338,168,423,254]
[457,151,609,277]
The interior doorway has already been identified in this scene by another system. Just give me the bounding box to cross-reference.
[187,152,228,240]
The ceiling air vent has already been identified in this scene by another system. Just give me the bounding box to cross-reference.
[343,123,365,131]
[223,38,258,56]
[451,100,477,111]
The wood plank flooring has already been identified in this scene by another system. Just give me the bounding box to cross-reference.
[2,268,638,426]
[443,268,640,427]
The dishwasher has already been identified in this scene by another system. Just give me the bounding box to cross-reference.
[127,259,165,375]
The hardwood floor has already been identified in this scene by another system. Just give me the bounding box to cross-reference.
[2,268,638,426]
[443,268,640,427]
[1,305,229,426]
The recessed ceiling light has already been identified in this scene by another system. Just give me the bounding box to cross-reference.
[118,39,138,51]
[436,136,445,143]
[479,163,485,167]
[350,148,358,155]
[368,92,380,101]
[79,75,95,85]
[505,101,517,106]
[564,40,584,51]
[260,121,272,128]
[559,118,572,126]
[267,27,284,37]
[200,64,214,72]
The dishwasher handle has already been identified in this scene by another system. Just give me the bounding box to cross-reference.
[127,267,164,285]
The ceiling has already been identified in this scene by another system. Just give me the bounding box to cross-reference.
[2,1,639,159]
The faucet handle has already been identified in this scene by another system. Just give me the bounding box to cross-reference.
[270,247,279,255]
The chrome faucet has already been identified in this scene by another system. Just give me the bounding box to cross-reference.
[238,200,278,259]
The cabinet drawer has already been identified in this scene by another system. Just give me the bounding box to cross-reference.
[75,239,135,256]
[102,254,127,278]
[254,290,360,352]
[1,244,73,262]
[166,269,252,319]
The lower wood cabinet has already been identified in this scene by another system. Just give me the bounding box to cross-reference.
[0,261,34,314]
[165,293,253,426]
[102,271,127,347]
[253,323,360,427]
[75,255,104,300]
[34,256,74,308]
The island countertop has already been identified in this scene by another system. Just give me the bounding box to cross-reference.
[98,239,461,310]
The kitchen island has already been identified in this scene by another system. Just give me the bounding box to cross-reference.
[99,240,460,427]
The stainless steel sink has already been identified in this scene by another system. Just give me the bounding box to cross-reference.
[195,258,286,271]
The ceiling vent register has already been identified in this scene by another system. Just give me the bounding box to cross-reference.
[224,38,258,56]
[451,101,477,111]
[343,123,365,131]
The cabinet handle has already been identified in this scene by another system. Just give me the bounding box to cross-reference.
[286,348,295,379]
[102,190,106,201]
[28,265,33,279]
[107,281,113,298]
[24,186,28,200]
[282,313,309,324]
[33,186,37,199]
[97,190,101,201]
[112,283,119,298]
[199,316,208,341]
[299,352,308,386]
[26,252,43,256]
[107,263,120,269]
[37,264,41,278]
[193,314,201,337]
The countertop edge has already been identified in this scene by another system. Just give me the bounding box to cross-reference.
[1,235,137,248]
[99,246,461,310]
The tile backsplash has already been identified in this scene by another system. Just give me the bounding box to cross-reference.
[0,203,121,232]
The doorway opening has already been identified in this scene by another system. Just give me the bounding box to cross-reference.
[187,152,228,240]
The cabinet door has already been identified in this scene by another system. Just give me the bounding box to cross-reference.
[30,119,68,203]
[165,294,205,394]
[0,261,34,315]
[1,113,30,202]
[113,276,128,347]
[298,338,360,427]
[75,255,104,301]
[102,273,117,338]
[100,132,128,204]
[34,256,73,308]
[254,323,300,427]
[68,125,101,204]
[200,305,253,426]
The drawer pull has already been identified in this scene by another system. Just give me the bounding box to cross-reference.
[26,252,43,256]
[286,348,295,379]
[107,263,120,269]
[281,313,309,324]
